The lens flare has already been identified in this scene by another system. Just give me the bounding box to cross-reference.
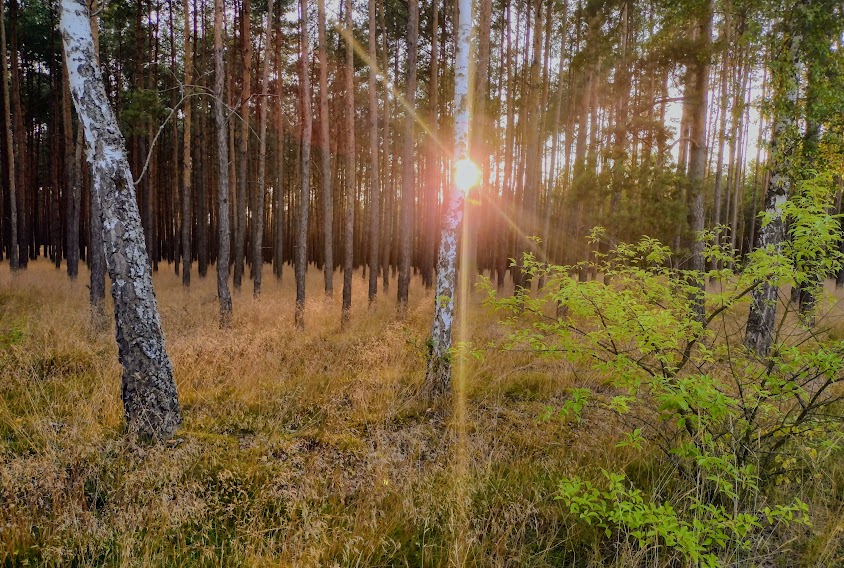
[454,159,481,195]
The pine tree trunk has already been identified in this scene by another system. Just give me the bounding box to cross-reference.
[341,0,355,324]
[686,0,712,320]
[0,0,19,270]
[214,0,233,326]
[181,0,193,287]
[254,0,275,297]
[234,0,251,289]
[422,0,439,290]
[295,0,312,329]
[366,0,380,304]
[61,0,181,439]
[397,0,418,309]
[317,0,333,297]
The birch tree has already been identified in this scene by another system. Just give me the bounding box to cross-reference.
[59,0,182,439]
[422,0,472,400]
[744,21,803,356]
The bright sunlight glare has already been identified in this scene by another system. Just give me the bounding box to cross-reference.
[454,159,481,195]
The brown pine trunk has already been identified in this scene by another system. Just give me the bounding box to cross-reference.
[397,0,418,309]
[295,0,312,328]
[315,0,334,297]
[214,0,233,325]
[234,0,251,288]
[341,0,355,324]
[253,0,275,296]
[181,0,193,286]
[1,0,18,269]
[366,0,380,304]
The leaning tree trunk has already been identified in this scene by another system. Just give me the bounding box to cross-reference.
[214,0,233,326]
[60,0,181,440]
[422,0,471,400]
[744,25,802,357]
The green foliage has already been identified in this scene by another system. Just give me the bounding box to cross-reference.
[481,169,844,566]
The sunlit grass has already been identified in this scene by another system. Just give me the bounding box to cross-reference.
[1,261,843,566]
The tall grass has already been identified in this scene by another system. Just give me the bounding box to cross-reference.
[0,261,842,566]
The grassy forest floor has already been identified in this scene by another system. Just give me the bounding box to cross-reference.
[1,261,844,567]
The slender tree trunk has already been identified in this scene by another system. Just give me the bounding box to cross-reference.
[1,0,18,270]
[214,0,233,326]
[62,51,81,278]
[9,0,27,267]
[295,0,312,329]
[254,0,275,297]
[341,0,355,324]
[422,0,471,400]
[686,0,712,320]
[316,0,333,297]
[61,0,181,439]
[366,0,380,304]
[274,22,285,280]
[181,0,193,286]
[397,0,418,309]
[744,25,802,356]
[233,0,251,289]
[422,0,439,290]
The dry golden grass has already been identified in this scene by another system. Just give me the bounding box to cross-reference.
[2,261,844,567]
[0,260,597,567]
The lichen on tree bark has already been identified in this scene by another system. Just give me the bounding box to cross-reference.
[60,0,181,440]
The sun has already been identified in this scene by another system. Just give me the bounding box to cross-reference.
[454,159,482,195]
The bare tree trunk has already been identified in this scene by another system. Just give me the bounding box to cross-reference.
[317,0,333,297]
[341,0,355,324]
[744,26,802,356]
[686,0,712,320]
[61,0,181,439]
[274,22,285,280]
[422,0,439,290]
[295,0,312,329]
[366,0,380,304]
[254,0,275,297]
[181,0,193,287]
[233,0,251,289]
[0,0,18,270]
[422,0,471,400]
[214,0,233,326]
[397,0,418,310]
[62,51,81,278]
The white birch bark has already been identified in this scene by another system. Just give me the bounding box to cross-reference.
[422,0,471,399]
[744,28,802,356]
[60,0,181,439]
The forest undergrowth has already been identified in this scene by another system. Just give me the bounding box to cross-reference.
[1,261,844,567]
